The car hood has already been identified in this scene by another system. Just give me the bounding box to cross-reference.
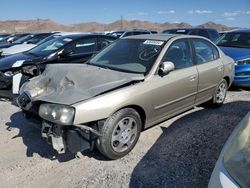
[22,64,145,105]
[0,52,41,70]
[219,47,250,61]
[0,43,14,49]
[2,44,36,56]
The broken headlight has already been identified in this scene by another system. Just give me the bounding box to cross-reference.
[39,103,75,125]
[21,65,39,76]
[3,71,14,77]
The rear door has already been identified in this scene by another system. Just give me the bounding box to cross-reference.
[191,38,223,104]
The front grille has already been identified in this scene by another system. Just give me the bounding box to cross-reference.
[235,72,250,76]
[17,92,31,108]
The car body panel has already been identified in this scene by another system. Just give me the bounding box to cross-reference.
[21,63,144,105]
[19,35,234,129]
[195,59,224,104]
[208,112,250,188]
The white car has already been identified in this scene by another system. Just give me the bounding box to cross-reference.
[209,112,250,188]
[1,32,83,56]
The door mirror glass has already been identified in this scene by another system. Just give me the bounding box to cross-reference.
[159,61,175,75]
[59,49,73,57]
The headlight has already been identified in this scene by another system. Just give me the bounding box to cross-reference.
[4,71,14,77]
[235,58,250,65]
[223,113,250,188]
[39,103,75,125]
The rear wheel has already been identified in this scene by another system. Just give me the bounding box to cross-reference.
[209,79,228,107]
[97,108,142,159]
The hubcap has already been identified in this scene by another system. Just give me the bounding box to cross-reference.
[216,82,227,103]
[111,117,138,153]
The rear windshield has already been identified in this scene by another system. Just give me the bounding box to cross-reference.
[217,32,250,48]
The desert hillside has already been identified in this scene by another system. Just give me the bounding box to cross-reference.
[0,19,236,33]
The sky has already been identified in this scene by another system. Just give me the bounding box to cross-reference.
[0,0,250,27]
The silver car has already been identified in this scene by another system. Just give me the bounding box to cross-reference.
[209,112,250,188]
[17,34,234,159]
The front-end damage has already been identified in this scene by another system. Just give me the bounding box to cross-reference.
[17,63,144,154]
[41,120,102,154]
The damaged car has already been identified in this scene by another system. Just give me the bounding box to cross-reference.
[18,34,234,159]
[0,34,116,99]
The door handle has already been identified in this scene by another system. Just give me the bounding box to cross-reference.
[189,75,196,81]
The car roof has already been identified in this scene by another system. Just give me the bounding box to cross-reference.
[164,28,216,31]
[54,33,117,39]
[112,30,150,33]
[123,34,195,41]
[227,28,250,33]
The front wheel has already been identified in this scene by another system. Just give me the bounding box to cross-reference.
[96,108,142,159]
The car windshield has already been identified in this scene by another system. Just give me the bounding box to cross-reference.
[88,39,164,74]
[0,34,10,41]
[27,36,73,56]
[35,35,61,46]
[216,32,250,48]
[13,34,33,44]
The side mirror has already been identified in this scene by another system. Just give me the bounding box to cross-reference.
[58,49,73,58]
[159,61,175,76]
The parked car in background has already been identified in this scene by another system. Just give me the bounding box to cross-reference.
[162,28,220,42]
[0,34,10,41]
[0,34,116,99]
[0,32,81,57]
[17,34,234,159]
[208,111,250,188]
[150,30,158,34]
[0,33,30,44]
[108,29,151,38]
[0,32,55,57]
[217,29,250,88]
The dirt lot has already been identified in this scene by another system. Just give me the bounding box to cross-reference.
[0,90,249,188]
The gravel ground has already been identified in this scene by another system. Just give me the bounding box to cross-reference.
[0,90,249,188]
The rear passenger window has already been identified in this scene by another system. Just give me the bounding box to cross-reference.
[198,30,209,39]
[193,39,219,64]
[162,40,193,69]
[71,38,97,54]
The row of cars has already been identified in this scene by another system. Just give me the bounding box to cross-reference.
[0,27,249,187]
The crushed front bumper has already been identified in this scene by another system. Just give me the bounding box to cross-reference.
[41,121,100,154]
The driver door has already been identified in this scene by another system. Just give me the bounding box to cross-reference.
[151,39,198,123]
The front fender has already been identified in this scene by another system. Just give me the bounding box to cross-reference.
[72,82,152,125]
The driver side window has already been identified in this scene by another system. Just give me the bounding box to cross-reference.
[70,38,97,55]
[162,40,193,69]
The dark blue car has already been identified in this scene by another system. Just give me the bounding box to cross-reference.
[217,29,250,88]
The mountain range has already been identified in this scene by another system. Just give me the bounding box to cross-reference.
[0,19,237,33]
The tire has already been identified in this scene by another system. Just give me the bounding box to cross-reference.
[96,108,142,159]
[208,79,228,107]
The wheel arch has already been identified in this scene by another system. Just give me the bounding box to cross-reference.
[114,105,146,130]
[223,76,230,87]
